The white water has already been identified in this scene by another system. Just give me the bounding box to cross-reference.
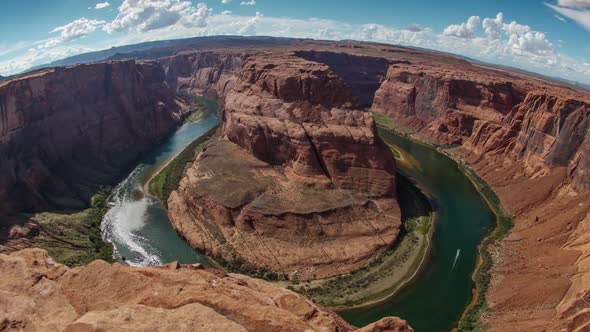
[451,249,461,271]
[101,166,163,266]
[100,112,219,267]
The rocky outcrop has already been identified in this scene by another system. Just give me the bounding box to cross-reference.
[294,51,391,107]
[372,65,526,145]
[0,61,188,214]
[372,61,590,190]
[159,51,243,99]
[168,52,400,279]
[0,248,413,331]
[168,139,400,280]
[222,53,396,196]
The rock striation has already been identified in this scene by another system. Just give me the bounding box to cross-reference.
[0,61,188,214]
[0,248,413,331]
[222,53,396,195]
[367,44,590,330]
[372,60,590,190]
[159,51,243,99]
[168,51,400,279]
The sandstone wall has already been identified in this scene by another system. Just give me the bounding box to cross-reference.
[372,63,590,190]
[222,53,396,196]
[0,61,187,214]
[159,51,243,99]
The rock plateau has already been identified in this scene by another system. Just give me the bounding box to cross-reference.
[167,50,401,280]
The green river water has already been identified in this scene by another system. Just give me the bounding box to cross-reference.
[101,105,496,331]
[339,128,496,331]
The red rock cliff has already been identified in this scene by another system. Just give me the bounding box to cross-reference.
[168,51,401,279]
[159,51,243,99]
[222,52,396,196]
[372,61,590,190]
[0,61,188,214]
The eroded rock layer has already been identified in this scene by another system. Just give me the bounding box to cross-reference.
[0,61,188,214]
[367,45,590,330]
[169,139,400,280]
[159,51,243,99]
[372,60,590,190]
[0,249,412,332]
[168,51,400,279]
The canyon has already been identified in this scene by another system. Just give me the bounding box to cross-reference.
[1,37,590,331]
[368,48,590,330]
[0,61,190,215]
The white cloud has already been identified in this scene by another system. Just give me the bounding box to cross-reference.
[405,24,428,32]
[0,44,93,75]
[483,12,503,40]
[443,16,481,38]
[238,11,263,35]
[49,18,106,46]
[240,0,256,6]
[1,9,589,85]
[557,0,590,7]
[221,10,232,15]
[546,2,590,30]
[95,2,110,9]
[103,0,211,33]
[554,14,567,22]
[222,0,232,3]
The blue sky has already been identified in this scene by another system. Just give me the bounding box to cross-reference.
[1,0,589,83]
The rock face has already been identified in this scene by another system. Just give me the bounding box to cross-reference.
[372,60,590,190]
[0,248,413,331]
[222,53,396,196]
[159,51,243,99]
[0,61,188,214]
[294,50,391,107]
[366,44,590,330]
[168,51,400,279]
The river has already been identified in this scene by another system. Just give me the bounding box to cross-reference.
[339,128,496,332]
[101,111,218,267]
[101,109,495,331]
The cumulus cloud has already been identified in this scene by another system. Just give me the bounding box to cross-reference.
[240,0,256,6]
[49,18,105,45]
[443,16,481,38]
[222,0,232,3]
[483,12,503,40]
[95,2,110,9]
[2,8,589,85]
[488,13,553,56]
[238,11,263,35]
[546,2,590,30]
[103,0,211,33]
[221,10,232,15]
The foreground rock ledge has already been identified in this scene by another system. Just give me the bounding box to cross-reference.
[0,249,412,332]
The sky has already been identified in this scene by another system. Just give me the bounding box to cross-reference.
[1,0,589,84]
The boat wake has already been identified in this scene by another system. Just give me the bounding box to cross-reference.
[451,249,461,271]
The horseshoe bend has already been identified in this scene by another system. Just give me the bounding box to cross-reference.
[0,33,589,332]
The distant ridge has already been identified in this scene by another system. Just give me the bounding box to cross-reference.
[25,35,314,73]
[15,35,590,93]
